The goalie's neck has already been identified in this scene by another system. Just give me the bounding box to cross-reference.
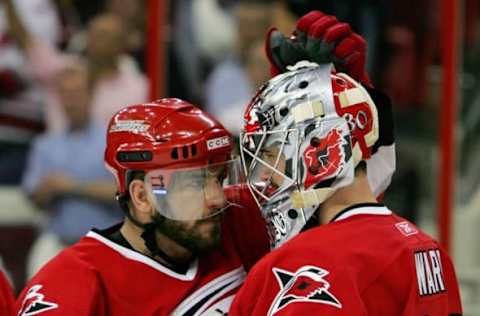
[318,173,377,224]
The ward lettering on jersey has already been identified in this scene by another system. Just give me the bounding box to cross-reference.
[414,249,446,296]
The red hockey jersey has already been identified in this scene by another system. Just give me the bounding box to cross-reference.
[0,270,14,316]
[15,191,269,316]
[230,204,463,316]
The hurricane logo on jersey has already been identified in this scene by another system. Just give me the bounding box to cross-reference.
[18,285,58,315]
[268,265,341,315]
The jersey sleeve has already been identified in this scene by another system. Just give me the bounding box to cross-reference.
[441,249,463,315]
[222,185,270,271]
[0,271,14,316]
[15,254,106,316]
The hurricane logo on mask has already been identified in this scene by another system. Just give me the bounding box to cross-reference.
[303,128,351,189]
[268,265,341,315]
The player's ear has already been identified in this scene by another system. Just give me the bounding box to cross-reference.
[129,179,155,223]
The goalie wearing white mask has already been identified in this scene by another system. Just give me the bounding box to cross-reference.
[230,63,462,315]
[241,62,383,249]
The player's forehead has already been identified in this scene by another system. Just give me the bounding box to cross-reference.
[260,144,286,158]
[170,166,224,184]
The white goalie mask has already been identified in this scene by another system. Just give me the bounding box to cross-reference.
[240,62,382,249]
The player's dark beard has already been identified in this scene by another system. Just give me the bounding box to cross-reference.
[153,212,223,255]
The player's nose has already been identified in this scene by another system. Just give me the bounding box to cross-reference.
[204,178,227,211]
[259,165,273,182]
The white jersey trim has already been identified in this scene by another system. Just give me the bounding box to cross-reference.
[172,266,246,316]
[86,231,198,281]
[333,205,392,222]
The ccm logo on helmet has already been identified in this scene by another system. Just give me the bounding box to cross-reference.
[207,136,230,151]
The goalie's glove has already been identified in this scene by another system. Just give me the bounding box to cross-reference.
[266,10,371,87]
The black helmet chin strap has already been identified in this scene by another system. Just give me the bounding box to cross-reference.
[140,222,161,256]
[116,193,192,270]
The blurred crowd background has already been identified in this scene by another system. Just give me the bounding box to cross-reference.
[0,0,479,314]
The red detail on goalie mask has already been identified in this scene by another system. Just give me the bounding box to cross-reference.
[303,128,345,189]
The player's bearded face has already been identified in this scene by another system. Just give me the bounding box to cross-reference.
[151,172,228,253]
[153,212,223,254]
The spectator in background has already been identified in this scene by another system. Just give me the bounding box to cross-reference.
[105,0,146,72]
[169,0,295,104]
[4,0,147,132]
[21,60,120,278]
[169,0,237,104]
[83,14,147,126]
[0,0,60,184]
[206,40,269,135]
[204,0,272,135]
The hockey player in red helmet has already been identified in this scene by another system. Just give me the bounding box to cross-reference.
[16,99,269,315]
[104,99,248,257]
[229,11,462,316]
[14,9,388,315]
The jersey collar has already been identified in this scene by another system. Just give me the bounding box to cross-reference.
[330,203,391,223]
[86,230,199,281]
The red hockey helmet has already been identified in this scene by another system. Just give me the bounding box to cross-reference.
[104,99,240,219]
